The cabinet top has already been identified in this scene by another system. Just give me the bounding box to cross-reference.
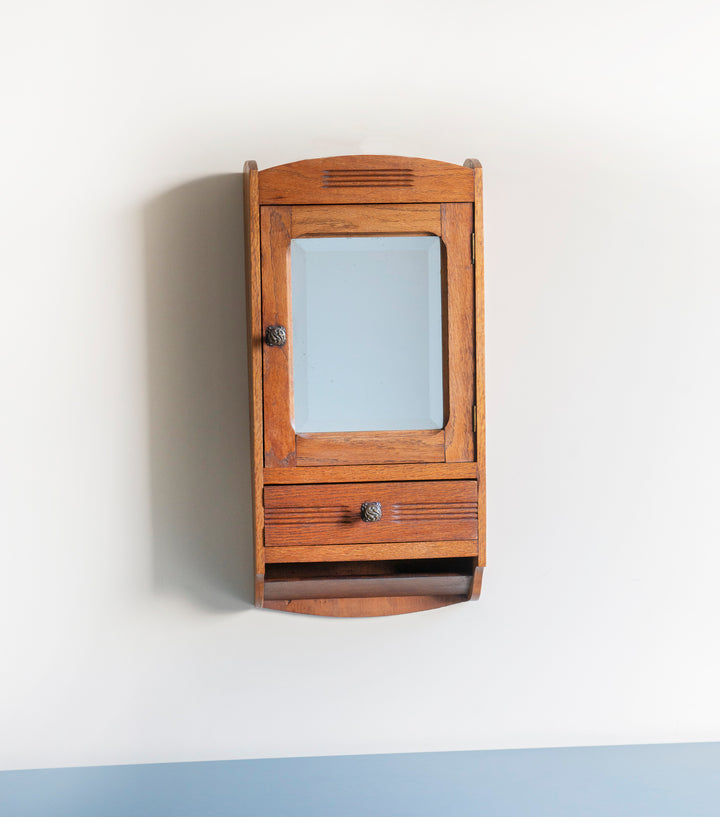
[246,155,479,206]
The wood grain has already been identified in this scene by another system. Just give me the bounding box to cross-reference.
[443,202,475,462]
[468,566,484,600]
[464,158,486,572]
[260,199,456,468]
[248,155,485,615]
[263,462,477,484]
[264,480,477,546]
[263,595,466,617]
[258,156,474,205]
[264,573,472,600]
[264,540,478,563]
[291,204,442,237]
[296,429,445,466]
[289,202,446,467]
[243,161,265,607]
[261,206,296,467]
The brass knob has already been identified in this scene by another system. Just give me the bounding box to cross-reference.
[360,501,382,523]
[264,325,287,347]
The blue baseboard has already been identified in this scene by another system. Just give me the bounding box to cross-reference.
[1,743,719,817]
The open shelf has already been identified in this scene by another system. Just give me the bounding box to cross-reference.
[264,558,475,601]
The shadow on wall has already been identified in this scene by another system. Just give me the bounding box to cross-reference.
[144,175,254,612]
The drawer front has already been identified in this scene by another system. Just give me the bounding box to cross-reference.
[264,480,477,547]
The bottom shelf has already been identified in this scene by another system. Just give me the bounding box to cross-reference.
[261,558,482,617]
[263,595,468,617]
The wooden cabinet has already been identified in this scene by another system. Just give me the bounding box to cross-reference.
[244,155,485,616]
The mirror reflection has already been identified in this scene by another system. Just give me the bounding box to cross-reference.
[291,235,444,433]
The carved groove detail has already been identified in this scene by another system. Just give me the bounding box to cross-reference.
[392,502,477,522]
[323,169,414,188]
[265,506,349,525]
[266,501,477,526]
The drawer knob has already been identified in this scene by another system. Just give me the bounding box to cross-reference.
[360,501,382,523]
[264,325,287,347]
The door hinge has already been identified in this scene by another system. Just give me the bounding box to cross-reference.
[472,404,477,432]
[471,232,476,264]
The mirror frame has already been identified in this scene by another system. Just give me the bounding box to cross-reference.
[261,202,475,467]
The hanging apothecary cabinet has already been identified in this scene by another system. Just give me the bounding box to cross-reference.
[244,155,485,617]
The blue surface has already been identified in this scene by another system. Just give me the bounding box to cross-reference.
[1,743,719,817]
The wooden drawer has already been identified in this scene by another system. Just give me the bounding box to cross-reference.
[264,480,477,547]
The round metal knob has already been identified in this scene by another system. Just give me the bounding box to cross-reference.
[360,501,382,523]
[264,325,287,347]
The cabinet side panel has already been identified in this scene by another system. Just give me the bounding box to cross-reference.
[443,202,476,462]
[244,161,265,606]
[260,206,296,467]
[473,164,486,568]
[464,158,486,572]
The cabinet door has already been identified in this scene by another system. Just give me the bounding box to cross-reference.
[261,203,475,467]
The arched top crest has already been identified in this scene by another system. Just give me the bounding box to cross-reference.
[256,155,479,205]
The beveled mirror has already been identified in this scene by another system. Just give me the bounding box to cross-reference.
[292,235,444,434]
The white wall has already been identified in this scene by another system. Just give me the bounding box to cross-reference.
[2,0,720,771]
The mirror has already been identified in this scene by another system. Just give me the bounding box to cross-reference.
[291,235,444,433]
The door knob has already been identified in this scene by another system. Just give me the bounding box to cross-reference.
[264,325,287,347]
[360,501,382,522]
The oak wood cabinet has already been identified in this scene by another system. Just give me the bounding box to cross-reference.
[244,155,485,616]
